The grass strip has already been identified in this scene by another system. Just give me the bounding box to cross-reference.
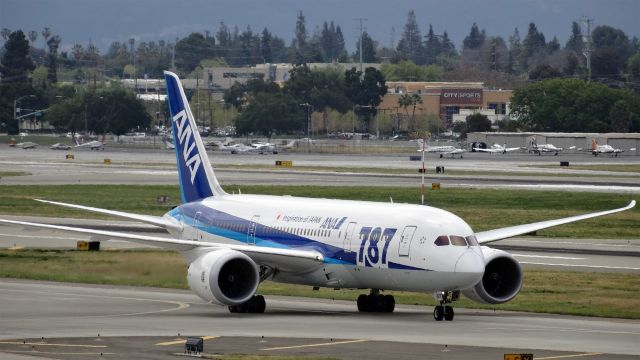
[527,164,640,173]
[0,172,30,178]
[0,185,637,238]
[0,249,638,319]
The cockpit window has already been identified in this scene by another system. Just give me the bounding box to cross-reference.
[465,235,479,246]
[434,235,449,246]
[450,235,467,246]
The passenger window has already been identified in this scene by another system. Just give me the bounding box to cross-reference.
[465,235,479,246]
[434,235,449,246]
[450,235,467,246]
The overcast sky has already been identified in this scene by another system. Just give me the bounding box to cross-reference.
[1,0,638,54]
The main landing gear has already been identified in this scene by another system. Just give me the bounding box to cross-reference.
[357,289,395,313]
[228,295,266,313]
[433,290,459,321]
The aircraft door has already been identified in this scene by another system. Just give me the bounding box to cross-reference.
[398,226,417,256]
[192,211,203,241]
[247,215,260,245]
[343,222,357,252]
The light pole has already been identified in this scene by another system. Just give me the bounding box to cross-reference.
[13,95,36,133]
[299,103,312,139]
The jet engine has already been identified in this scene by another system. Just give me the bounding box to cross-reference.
[462,247,523,304]
[187,249,259,306]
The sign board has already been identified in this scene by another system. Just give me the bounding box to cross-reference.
[432,183,441,190]
[504,354,533,360]
[440,88,483,105]
[104,158,112,165]
[275,160,293,167]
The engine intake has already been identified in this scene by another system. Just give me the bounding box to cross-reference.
[187,249,259,306]
[462,247,523,304]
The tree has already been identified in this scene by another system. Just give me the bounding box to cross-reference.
[521,22,546,70]
[354,31,378,63]
[628,52,640,80]
[28,31,37,44]
[291,10,308,63]
[41,27,51,52]
[380,60,442,81]
[510,78,640,132]
[344,67,388,131]
[234,92,303,138]
[508,28,522,73]
[1,28,11,41]
[397,93,422,130]
[529,64,561,80]
[0,30,36,83]
[591,25,632,78]
[46,35,61,84]
[466,112,492,132]
[397,10,423,64]
[609,100,631,132]
[175,32,214,72]
[565,21,584,53]
[424,25,441,65]
[463,23,485,50]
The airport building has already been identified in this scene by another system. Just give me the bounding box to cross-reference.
[378,82,513,127]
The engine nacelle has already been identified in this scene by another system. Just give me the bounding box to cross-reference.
[462,246,523,304]
[187,249,259,306]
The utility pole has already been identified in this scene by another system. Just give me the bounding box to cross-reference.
[581,16,593,81]
[356,18,368,73]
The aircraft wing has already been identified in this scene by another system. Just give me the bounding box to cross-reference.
[474,148,498,153]
[0,218,324,271]
[34,199,182,232]
[475,201,635,244]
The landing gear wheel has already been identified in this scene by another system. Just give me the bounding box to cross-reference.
[357,294,367,312]
[383,295,395,313]
[444,306,454,321]
[433,305,444,321]
[228,295,266,314]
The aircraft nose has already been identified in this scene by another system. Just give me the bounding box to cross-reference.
[455,251,485,286]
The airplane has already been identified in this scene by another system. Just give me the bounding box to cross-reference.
[75,138,105,151]
[528,139,564,156]
[416,139,465,158]
[588,139,625,157]
[251,142,278,154]
[474,143,522,155]
[50,143,72,150]
[162,136,175,150]
[0,71,635,321]
[15,141,38,149]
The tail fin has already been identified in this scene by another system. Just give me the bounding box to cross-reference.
[164,71,226,203]
[591,139,598,150]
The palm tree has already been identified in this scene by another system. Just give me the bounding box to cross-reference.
[28,31,38,44]
[397,92,423,131]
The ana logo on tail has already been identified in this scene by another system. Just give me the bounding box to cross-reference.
[173,109,202,184]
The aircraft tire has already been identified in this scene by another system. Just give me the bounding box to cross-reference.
[444,306,454,321]
[433,306,444,321]
[357,294,367,312]
[228,305,238,313]
[383,295,395,313]
[254,295,266,313]
[365,295,378,312]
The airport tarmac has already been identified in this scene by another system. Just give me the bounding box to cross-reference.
[1,145,640,192]
[0,279,638,359]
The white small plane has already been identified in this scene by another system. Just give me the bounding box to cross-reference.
[528,139,564,156]
[416,139,465,158]
[0,71,635,321]
[50,143,72,150]
[75,138,105,151]
[589,139,625,157]
[474,143,522,155]
[15,141,38,149]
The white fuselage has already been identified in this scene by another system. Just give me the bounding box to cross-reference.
[166,194,485,293]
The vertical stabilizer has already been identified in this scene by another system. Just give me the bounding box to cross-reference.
[164,71,226,203]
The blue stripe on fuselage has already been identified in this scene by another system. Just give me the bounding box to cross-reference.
[171,202,424,269]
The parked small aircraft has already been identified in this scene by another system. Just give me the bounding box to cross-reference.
[15,141,38,149]
[417,139,465,158]
[50,143,72,150]
[589,139,625,157]
[74,139,104,150]
[474,143,522,154]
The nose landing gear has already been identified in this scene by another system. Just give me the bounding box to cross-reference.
[433,290,459,321]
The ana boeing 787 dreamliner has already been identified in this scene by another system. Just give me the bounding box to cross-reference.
[0,71,635,321]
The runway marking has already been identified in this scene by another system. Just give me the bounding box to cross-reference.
[2,350,114,355]
[261,339,368,351]
[155,336,218,346]
[0,287,190,320]
[536,353,602,359]
[519,261,640,271]
[0,341,106,348]
[513,254,585,260]
[0,232,87,241]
